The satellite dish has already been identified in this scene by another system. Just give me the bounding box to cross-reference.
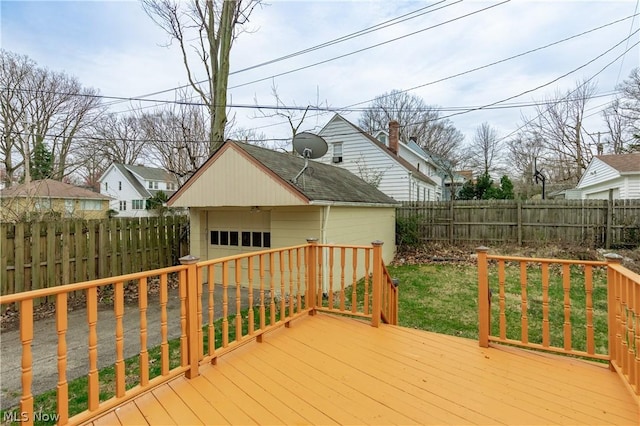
[292,132,328,159]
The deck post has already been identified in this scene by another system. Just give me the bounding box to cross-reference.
[180,255,200,379]
[605,253,622,372]
[371,241,383,328]
[306,238,318,314]
[477,246,490,348]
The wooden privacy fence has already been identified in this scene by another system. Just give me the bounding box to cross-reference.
[1,216,189,297]
[397,199,640,248]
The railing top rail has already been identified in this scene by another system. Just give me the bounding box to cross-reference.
[195,244,311,267]
[608,262,640,282]
[0,264,188,304]
[486,254,608,267]
[317,244,373,250]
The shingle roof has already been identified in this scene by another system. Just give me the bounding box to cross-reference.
[1,179,111,199]
[597,153,640,173]
[114,164,151,198]
[234,141,399,205]
[121,164,177,182]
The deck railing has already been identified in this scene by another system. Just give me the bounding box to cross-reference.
[0,240,394,425]
[477,247,640,399]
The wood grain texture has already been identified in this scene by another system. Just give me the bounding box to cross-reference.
[88,314,638,425]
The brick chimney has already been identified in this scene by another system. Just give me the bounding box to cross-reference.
[388,120,399,154]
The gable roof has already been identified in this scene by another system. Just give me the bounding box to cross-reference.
[596,153,640,173]
[169,140,398,207]
[104,164,177,199]
[113,163,152,198]
[1,179,111,200]
[321,114,438,186]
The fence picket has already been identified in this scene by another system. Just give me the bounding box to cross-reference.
[1,217,188,297]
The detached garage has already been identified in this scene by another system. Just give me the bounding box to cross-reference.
[167,140,399,266]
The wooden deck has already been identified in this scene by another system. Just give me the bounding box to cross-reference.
[87,313,638,426]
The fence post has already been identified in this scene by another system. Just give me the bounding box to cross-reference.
[371,241,384,328]
[604,252,623,371]
[179,254,200,379]
[606,191,614,249]
[477,246,490,347]
[306,238,318,313]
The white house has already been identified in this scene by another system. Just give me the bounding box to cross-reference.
[316,114,440,202]
[575,153,640,199]
[98,163,180,217]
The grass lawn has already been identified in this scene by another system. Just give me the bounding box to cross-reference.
[387,261,609,354]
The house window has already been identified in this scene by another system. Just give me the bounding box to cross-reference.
[118,181,122,190]
[148,181,158,189]
[35,198,51,210]
[210,231,219,245]
[242,232,251,247]
[132,199,145,210]
[167,182,175,191]
[119,201,127,211]
[81,200,101,210]
[104,182,108,191]
[332,143,343,163]
[154,181,158,189]
[148,181,152,189]
[210,230,270,248]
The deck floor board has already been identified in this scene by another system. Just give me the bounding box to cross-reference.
[87,313,639,425]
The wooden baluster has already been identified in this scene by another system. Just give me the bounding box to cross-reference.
[498,260,506,340]
[235,258,242,342]
[316,245,323,308]
[139,277,149,387]
[279,251,286,320]
[19,299,34,426]
[160,273,169,376]
[248,257,254,335]
[114,281,125,397]
[340,248,346,311]
[476,247,489,347]
[222,262,229,348]
[562,263,572,351]
[634,277,640,393]
[179,269,188,367]
[615,268,623,368]
[208,265,215,356]
[584,265,595,355]
[625,275,635,385]
[328,246,334,309]
[541,262,550,347]
[371,241,383,328]
[197,265,203,360]
[352,248,358,313]
[87,286,99,411]
[520,261,528,344]
[259,254,266,332]
[364,248,370,315]
[56,293,69,425]
[296,248,302,313]
[270,252,276,325]
[621,274,629,375]
[288,250,294,318]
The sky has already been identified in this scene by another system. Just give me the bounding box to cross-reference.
[2,0,639,151]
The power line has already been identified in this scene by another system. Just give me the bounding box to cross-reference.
[102,0,458,108]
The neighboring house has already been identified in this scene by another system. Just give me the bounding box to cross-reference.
[167,140,399,275]
[0,179,111,222]
[575,153,640,199]
[98,163,180,217]
[316,114,440,202]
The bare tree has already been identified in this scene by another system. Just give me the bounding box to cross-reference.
[142,0,262,153]
[0,50,102,186]
[468,122,502,176]
[91,113,147,164]
[524,79,597,184]
[506,132,546,198]
[228,127,269,147]
[358,90,464,160]
[139,101,210,183]
[604,67,640,153]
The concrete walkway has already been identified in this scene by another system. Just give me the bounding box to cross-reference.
[0,284,260,409]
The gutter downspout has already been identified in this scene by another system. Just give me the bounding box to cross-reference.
[321,205,331,294]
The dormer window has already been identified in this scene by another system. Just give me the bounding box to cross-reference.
[332,143,343,164]
[148,181,158,189]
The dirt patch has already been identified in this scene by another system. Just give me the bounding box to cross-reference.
[392,242,640,273]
